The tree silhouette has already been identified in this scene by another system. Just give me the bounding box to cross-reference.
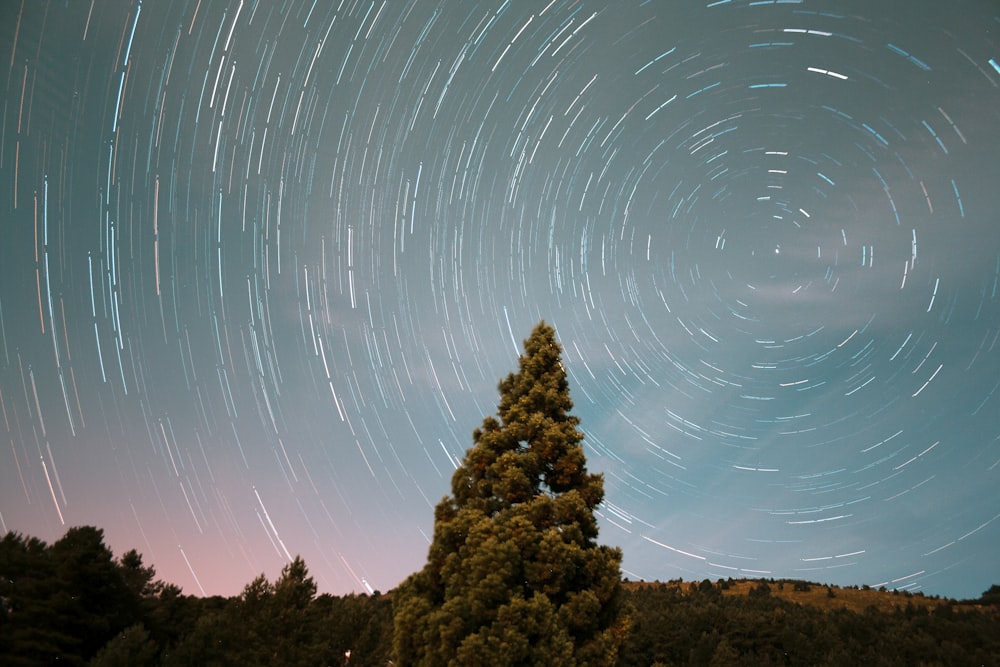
[163,555,324,666]
[393,321,629,666]
[0,527,135,665]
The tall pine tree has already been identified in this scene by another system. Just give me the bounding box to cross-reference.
[393,321,628,666]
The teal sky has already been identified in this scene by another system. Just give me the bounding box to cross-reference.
[1,0,998,599]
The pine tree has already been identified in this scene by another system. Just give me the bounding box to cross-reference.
[393,321,629,666]
[163,555,324,667]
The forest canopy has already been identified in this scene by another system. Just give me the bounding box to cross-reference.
[2,527,998,666]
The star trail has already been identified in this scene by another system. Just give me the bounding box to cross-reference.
[1,0,999,599]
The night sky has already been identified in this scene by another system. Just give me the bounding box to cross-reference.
[2,0,999,600]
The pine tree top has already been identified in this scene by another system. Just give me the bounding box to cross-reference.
[452,321,601,517]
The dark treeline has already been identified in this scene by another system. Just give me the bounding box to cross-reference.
[0,527,392,666]
[2,526,998,666]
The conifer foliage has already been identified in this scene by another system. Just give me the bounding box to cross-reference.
[392,321,628,666]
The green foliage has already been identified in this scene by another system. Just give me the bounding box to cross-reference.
[118,549,163,600]
[316,591,394,666]
[51,526,137,659]
[392,321,629,666]
[3,523,1000,665]
[616,580,1000,666]
[0,526,399,666]
[163,555,325,666]
[979,584,1000,606]
[0,527,138,665]
[89,624,158,667]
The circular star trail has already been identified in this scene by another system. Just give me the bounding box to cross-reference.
[1,0,999,598]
